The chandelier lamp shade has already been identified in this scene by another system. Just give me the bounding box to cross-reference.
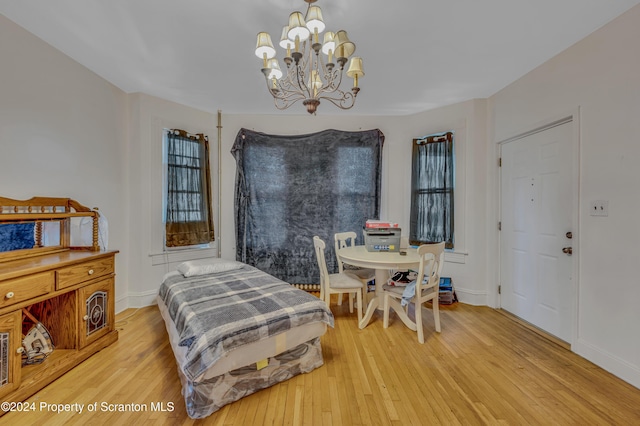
[254,0,364,115]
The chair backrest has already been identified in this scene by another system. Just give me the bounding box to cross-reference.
[313,236,330,290]
[416,242,446,294]
[334,231,357,273]
[420,241,445,278]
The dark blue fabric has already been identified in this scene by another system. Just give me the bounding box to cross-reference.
[232,128,384,284]
[0,223,35,252]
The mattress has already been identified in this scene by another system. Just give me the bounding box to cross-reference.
[157,264,333,418]
[157,296,327,380]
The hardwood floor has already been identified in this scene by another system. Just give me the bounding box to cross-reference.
[4,297,640,425]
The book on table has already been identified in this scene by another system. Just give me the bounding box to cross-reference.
[365,219,399,229]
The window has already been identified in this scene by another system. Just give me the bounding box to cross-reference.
[163,129,215,248]
[409,131,454,249]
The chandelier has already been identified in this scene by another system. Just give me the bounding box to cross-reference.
[254,0,364,115]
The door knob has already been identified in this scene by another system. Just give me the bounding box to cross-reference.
[562,247,573,255]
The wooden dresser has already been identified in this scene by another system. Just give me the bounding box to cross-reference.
[0,197,118,409]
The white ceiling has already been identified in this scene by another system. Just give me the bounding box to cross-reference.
[2,0,639,116]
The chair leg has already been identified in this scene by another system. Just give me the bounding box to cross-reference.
[348,292,354,313]
[433,296,441,333]
[324,291,331,309]
[355,289,363,323]
[337,293,343,306]
[416,301,424,344]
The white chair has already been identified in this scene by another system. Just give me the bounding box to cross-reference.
[382,242,445,343]
[334,231,376,305]
[313,236,365,322]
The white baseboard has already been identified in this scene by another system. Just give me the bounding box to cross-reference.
[115,290,158,314]
[573,338,640,390]
[454,287,487,306]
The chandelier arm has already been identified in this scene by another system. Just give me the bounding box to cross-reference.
[318,90,357,110]
[277,75,305,97]
[313,52,347,97]
[270,79,307,105]
[294,65,311,99]
[317,67,345,96]
[295,44,313,99]
[274,61,310,101]
[314,51,337,97]
[263,76,302,103]
[273,97,305,110]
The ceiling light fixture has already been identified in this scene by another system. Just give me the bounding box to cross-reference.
[255,0,364,115]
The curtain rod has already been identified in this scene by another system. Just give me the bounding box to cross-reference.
[169,128,207,140]
[414,131,453,145]
[217,110,222,258]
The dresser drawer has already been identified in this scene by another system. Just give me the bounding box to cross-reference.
[57,257,114,290]
[0,271,55,308]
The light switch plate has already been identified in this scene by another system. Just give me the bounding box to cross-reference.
[590,200,608,217]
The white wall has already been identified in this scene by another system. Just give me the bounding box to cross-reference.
[126,93,219,306]
[488,5,640,387]
[0,15,130,310]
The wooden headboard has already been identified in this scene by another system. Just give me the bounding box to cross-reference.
[0,196,100,261]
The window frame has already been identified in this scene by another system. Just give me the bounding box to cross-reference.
[409,131,455,249]
[162,128,215,249]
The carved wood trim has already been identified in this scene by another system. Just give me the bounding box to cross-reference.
[0,197,101,262]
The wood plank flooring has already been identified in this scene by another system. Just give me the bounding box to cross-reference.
[3,297,640,425]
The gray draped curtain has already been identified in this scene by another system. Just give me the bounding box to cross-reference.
[232,128,385,284]
[410,132,454,248]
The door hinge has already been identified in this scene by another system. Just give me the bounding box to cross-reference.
[498,221,502,231]
[498,157,502,167]
[498,285,501,294]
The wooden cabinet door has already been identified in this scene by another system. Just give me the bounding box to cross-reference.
[77,277,114,349]
[0,311,22,399]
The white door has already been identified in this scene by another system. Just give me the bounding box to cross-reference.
[500,121,574,342]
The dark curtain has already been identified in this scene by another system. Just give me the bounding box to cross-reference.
[410,132,454,248]
[165,129,215,247]
[232,128,384,284]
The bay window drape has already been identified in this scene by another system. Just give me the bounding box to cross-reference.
[165,129,215,247]
[232,128,384,284]
[409,131,454,248]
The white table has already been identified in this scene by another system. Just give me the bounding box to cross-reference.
[337,246,420,329]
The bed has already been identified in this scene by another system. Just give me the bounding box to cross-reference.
[156,258,334,419]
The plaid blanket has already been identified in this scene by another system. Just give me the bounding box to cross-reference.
[158,265,334,381]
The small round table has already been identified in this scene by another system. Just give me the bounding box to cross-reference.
[337,246,420,329]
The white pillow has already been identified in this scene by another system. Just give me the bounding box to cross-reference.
[177,258,244,277]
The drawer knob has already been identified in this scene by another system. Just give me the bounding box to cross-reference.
[88,269,95,275]
[5,291,14,299]
[16,347,24,354]
[83,315,89,321]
